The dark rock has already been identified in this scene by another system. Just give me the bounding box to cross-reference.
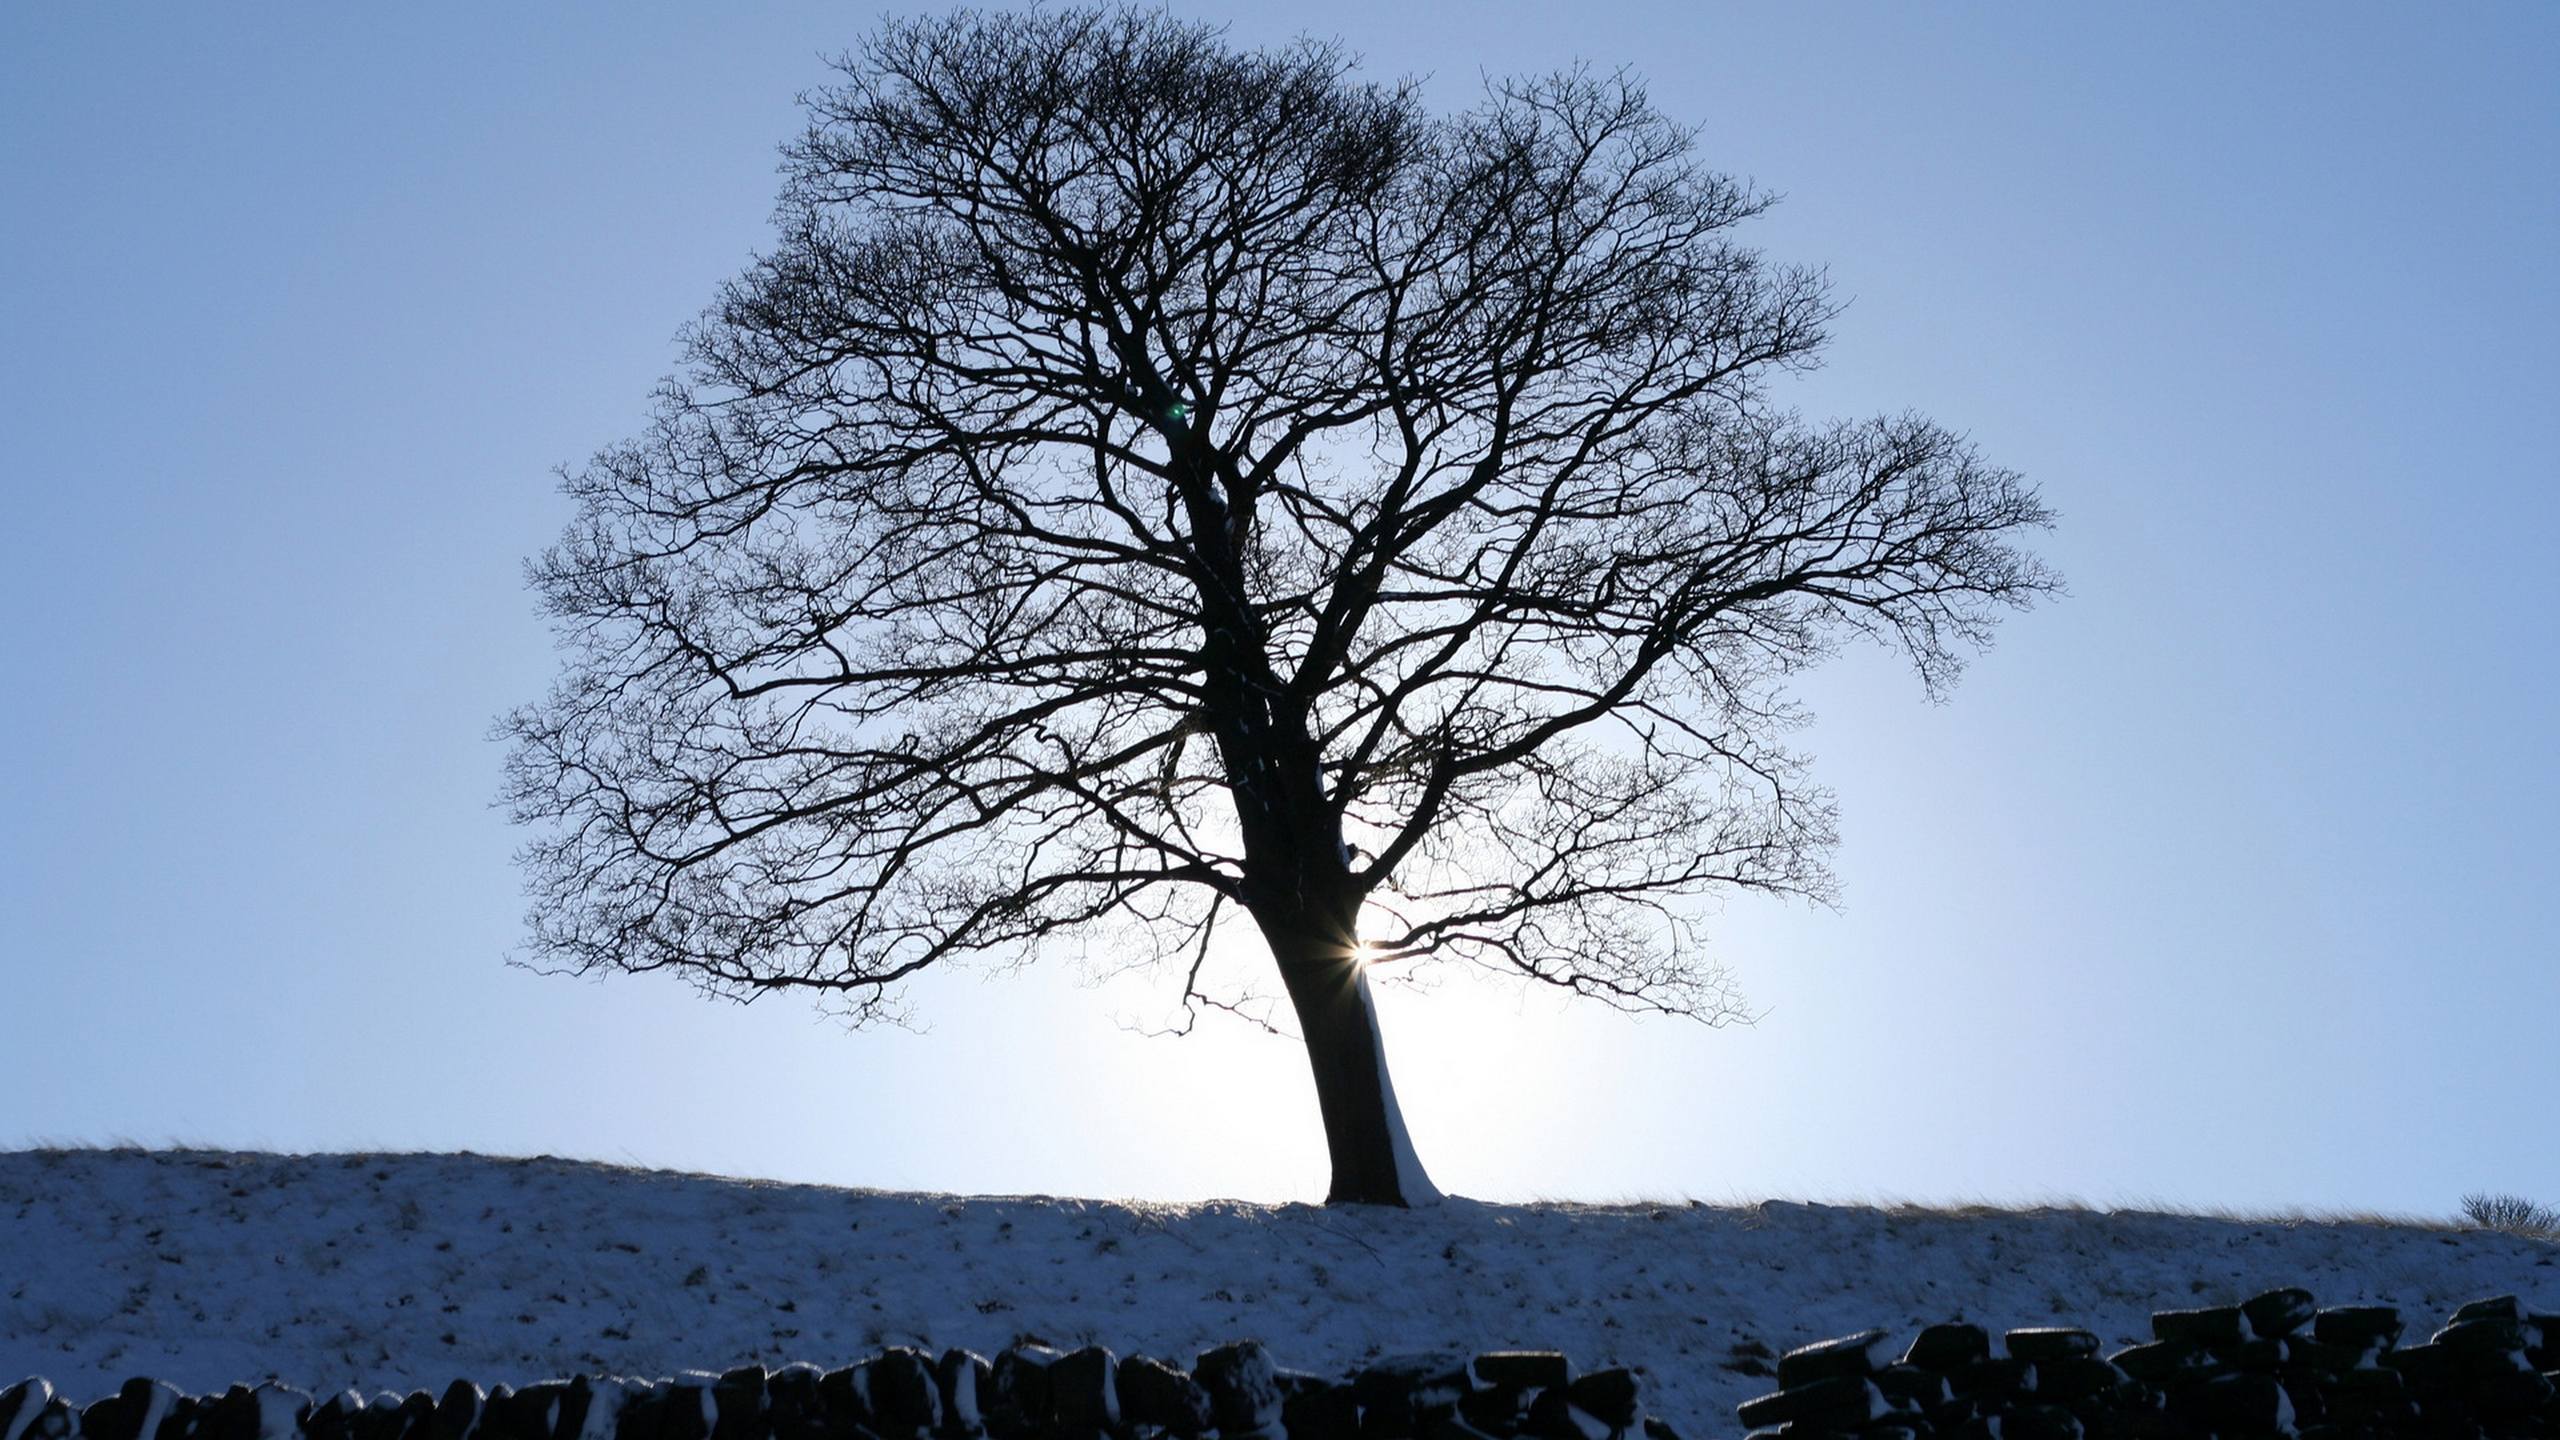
[2004,1331,2099,1366]
[2329,1367,2405,1400]
[1639,1420,1681,1440]
[194,1386,259,1440]
[2320,1375,2415,1431]
[1521,1389,1609,1440]
[1902,1327,1991,1375]
[821,1368,879,1437]
[2449,1296,2523,1325]
[2194,1373,2289,1434]
[2380,1343,2457,1396]
[1455,1385,1527,1437]
[0,1381,52,1440]
[711,1367,765,1440]
[1116,1358,1209,1438]
[2150,1307,2251,1350]
[566,1380,629,1440]
[1857,1425,1921,1440]
[658,1378,712,1440]
[1388,1356,1481,1407]
[983,1347,1058,1440]
[2277,1336,2354,1376]
[1045,1349,1118,1435]
[1193,1343,1283,1436]
[932,1353,987,1439]
[1563,1371,1638,1430]
[1475,1356,1571,1393]
[1355,1354,1477,1437]
[1949,1359,2034,1401]
[1735,1378,1884,1432]
[871,1351,944,1436]
[526,1382,585,1440]
[2241,1289,2318,1340]
[2310,1307,2402,1350]
[2104,1344,2201,1387]
[2033,1359,2126,1406]
[2429,1317,2528,1356]
[1872,1367,1948,1412]
[20,1395,80,1440]
[2467,1352,2549,1404]
[2227,1338,2287,1373]
[2003,1404,2082,1440]
[435,1382,486,1440]
[1779,1332,1889,1390]
[473,1388,528,1440]
[1279,1382,1359,1440]
[1359,1403,1411,1440]
[2468,1361,2554,1418]
[157,1391,207,1440]
[765,1367,827,1440]
[611,1387,667,1440]
[2273,1373,2324,1428]
[350,1393,407,1440]
[85,1379,186,1440]
[1418,1413,1499,1440]
[400,1393,441,1440]
[309,1391,369,1440]
[475,1391,515,1440]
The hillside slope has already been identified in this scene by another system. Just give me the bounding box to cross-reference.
[2,1151,2552,1429]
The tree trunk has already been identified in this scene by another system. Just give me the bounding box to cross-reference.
[1257,913,1441,1207]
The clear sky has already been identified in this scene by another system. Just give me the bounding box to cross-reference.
[4,3,2553,1214]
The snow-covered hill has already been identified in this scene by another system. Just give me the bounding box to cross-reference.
[2,1151,2552,1431]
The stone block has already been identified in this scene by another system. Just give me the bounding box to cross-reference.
[1778,1333,1887,1391]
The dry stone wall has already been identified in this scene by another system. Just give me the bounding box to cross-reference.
[1735,1289,2558,1440]
[0,1343,1673,1440]
[6,1289,2555,1440]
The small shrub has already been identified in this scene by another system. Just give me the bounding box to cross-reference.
[2458,1192,2560,1236]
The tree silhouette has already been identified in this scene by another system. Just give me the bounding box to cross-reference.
[502,9,2057,1205]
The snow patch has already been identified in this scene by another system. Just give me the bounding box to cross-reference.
[1,1149,2552,1429]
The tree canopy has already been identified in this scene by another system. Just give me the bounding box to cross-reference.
[503,8,2056,1202]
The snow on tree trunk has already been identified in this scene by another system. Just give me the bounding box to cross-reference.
[1355,963,1441,1205]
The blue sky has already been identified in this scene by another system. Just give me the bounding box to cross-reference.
[3,3,2553,1212]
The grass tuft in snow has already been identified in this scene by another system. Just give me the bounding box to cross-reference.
[2460,1191,2560,1239]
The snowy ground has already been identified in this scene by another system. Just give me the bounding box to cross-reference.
[3,1151,2553,1432]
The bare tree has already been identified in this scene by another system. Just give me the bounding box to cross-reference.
[502,8,2057,1206]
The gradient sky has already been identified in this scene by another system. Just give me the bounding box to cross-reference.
[4,3,2553,1214]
